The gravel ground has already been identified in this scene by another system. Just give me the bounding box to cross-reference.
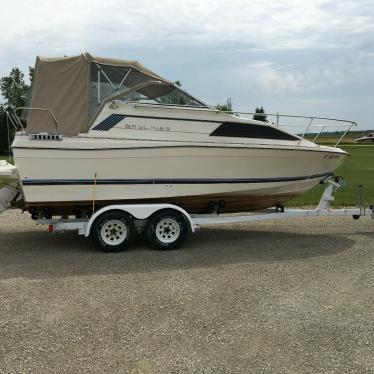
[0,209,373,373]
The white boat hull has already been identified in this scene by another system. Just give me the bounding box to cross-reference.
[13,139,347,214]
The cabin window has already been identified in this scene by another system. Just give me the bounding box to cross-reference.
[210,122,299,141]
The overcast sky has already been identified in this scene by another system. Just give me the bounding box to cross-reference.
[0,0,373,129]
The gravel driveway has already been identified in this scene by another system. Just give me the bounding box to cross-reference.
[0,209,373,373]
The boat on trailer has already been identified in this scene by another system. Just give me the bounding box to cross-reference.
[2,52,369,252]
[7,53,354,218]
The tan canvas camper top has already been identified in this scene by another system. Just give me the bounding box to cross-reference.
[26,52,172,136]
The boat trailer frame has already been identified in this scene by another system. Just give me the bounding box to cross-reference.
[36,177,374,239]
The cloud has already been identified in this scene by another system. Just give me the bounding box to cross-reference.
[229,45,374,97]
[1,0,374,58]
[1,0,374,75]
[235,61,346,96]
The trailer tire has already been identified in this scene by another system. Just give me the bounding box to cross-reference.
[146,209,188,250]
[92,211,136,252]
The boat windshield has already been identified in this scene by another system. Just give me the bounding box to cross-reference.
[88,63,209,120]
[120,84,209,108]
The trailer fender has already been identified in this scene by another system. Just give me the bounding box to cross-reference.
[85,204,196,237]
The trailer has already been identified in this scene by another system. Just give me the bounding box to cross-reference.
[32,176,374,252]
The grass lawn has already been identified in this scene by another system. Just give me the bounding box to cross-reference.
[289,145,374,207]
[2,145,373,207]
[0,155,12,163]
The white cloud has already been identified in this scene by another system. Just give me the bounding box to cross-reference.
[229,45,374,97]
[235,61,347,96]
[1,0,374,60]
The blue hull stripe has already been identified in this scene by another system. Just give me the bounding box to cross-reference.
[22,173,331,186]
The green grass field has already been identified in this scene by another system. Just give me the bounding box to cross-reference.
[2,145,373,207]
[289,145,374,207]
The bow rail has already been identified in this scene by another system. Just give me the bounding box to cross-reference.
[228,112,357,147]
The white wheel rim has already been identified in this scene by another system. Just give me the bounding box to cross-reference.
[101,220,127,246]
[155,218,181,244]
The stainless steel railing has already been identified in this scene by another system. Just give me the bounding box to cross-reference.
[5,105,357,148]
[226,112,357,147]
[6,107,59,134]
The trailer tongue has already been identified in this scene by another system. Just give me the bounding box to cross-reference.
[0,160,20,214]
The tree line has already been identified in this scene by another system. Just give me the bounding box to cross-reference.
[0,67,33,154]
[0,67,267,154]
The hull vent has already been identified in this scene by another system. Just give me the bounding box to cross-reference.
[28,134,63,141]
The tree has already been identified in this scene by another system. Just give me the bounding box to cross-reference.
[253,106,267,122]
[0,67,29,109]
[215,97,233,112]
[0,67,31,154]
[0,105,10,155]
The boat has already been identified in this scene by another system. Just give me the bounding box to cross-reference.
[354,133,374,143]
[8,53,350,219]
[0,160,19,214]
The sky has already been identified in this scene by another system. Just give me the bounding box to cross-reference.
[0,0,373,130]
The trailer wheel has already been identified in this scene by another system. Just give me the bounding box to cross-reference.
[146,209,188,250]
[92,211,136,252]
